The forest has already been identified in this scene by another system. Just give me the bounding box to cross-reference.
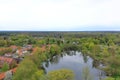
[0,31,120,80]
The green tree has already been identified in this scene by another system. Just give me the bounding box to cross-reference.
[102,47,109,57]
[31,70,47,80]
[47,69,74,80]
[107,40,115,46]
[104,56,120,77]
[1,63,9,72]
[103,77,115,80]
[30,47,47,68]
[13,58,38,80]
[49,44,61,56]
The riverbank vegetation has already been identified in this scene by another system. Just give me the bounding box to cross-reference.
[0,31,120,80]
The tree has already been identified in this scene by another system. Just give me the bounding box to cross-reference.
[93,45,101,57]
[47,69,74,80]
[1,63,9,72]
[30,47,47,68]
[102,47,109,57]
[13,58,38,80]
[49,44,61,56]
[31,70,47,80]
[108,47,116,56]
[103,77,115,80]
[36,40,45,46]
[107,40,115,46]
[104,56,120,78]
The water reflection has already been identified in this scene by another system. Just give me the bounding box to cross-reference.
[50,55,61,64]
[43,51,106,80]
[82,54,88,63]
[45,60,49,68]
[92,60,100,68]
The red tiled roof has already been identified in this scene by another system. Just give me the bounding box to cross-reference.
[0,56,14,64]
[10,45,17,49]
[0,72,5,80]
[11,67,17,73]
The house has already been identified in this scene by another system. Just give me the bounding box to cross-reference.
[0,56,17,68]
[10,45,17,52]
[4,53,12,58]
[0,67,17,80]
[16,49,23,57]
[23,45,33,51]
[16,49,30,57]
[26,45,33,50]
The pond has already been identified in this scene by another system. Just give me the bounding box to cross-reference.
[43,51,106,80]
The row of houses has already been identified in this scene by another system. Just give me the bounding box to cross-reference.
[0,45,33,80]
[0,56,16,68]
[0,45,32,66]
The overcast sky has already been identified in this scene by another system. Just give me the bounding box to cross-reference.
[0,0,120,31]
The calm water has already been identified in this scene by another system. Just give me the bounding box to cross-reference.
[43,51,106,80]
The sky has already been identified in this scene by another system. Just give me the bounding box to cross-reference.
[0,0,120,31]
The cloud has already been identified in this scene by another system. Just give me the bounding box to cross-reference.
[0,0,120,31]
